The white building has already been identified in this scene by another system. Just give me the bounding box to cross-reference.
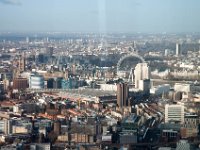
[179,63,195,69]
[176,43,181,57]
[176,140,190,150]
[174,83,191,93]
[100,84,117,91]
[164,49,173,57]
[139,79,150,93]
[134,63,150,89]
[165,104,184,124]
[150,84,170,95]
[0,119,12,135]
[29,73,44,89]
[30,143,51,150]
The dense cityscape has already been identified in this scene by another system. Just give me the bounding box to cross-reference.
[0,32,200,149]
[1,0,200,149]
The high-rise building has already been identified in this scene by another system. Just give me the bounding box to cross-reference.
[26,37,29,43]
[0,119,12,135]
[139,79,150,93]
[19,53,25,72]
[29,74,44,89]
[132,41,137,51]
[53,120,61,135]
[13,68,20,79]
[37,53,48,64]
[176,43,181,57]
[47,46,54,57]
[117,83,129,108]
[134,63,150,89]
[165,104,184,124]
[46,37,49,43]
[181,114,200,138]
[176,140,191,150]
[164,49,173,57]
[47,78,54,89]
[13,78,28,90]
[53,77,63,89]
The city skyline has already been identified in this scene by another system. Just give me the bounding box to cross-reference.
[1,21,200,149]
[1,0,200,33]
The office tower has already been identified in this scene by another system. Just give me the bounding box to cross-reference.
[19,53,25,72]
[29,73,44,89]
[0,119,12,134]
[13,78,28,90]
[13,68,20,79]
[46,37,49,43]
[176,43,181,57]
[53,120,61,135]
[117,83,129,108]
[26,37,29,43]
[53,77,63,89]
[138,79,150,93]
[37,53,47,64]
[47,46,54,57]
[132,41,137,51]
[176,140,191,150]
[165,104,184,124]
[181,114,199,138]
[134,63,150,89]
[47,78,54,89]
[71,64,76,75]
[164,49,172,57]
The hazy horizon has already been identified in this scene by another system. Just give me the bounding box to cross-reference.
[1,0,200,33]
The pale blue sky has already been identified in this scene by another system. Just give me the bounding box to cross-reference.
[0,0,200,33]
